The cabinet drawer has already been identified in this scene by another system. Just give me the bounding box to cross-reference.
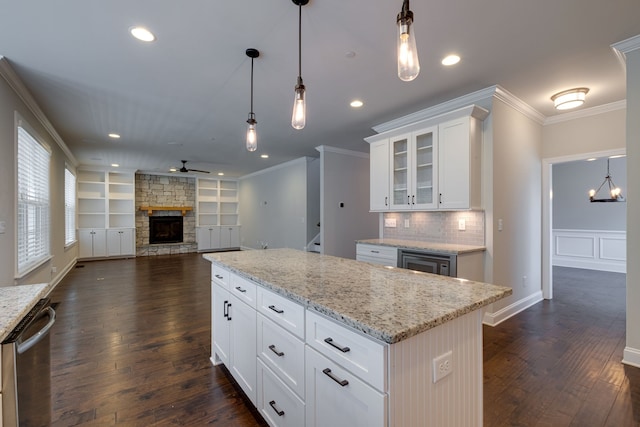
[230,274,257,309]
[257,359,305,427]
[306,310,387,392]
[212,264,229,289]
[257,314,305,399]
[305,346,387,427]
[257,288,305,340]
[356,244,398,266]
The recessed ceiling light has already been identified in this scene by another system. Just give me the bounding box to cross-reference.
[108,133,121,139]
[111,164,119,168]
[442,54,460,66]
[345,51,356,58]
[130,26,156,42]
[169,167,177,172]
[609,154,626,159]
[350,100,364,108]
[586,158,597,162]
[218,172,224,176]
[260,154,269,159]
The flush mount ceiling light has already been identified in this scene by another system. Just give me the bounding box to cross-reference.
[291,0,308,130]
[129,26,155,42]
[350,100,364,108]
[589,158,625,202]
[108,133,121,139]
[397,0,420,81]
[245,48,260,152]
[260,154,269,159]
[551,87,589,110]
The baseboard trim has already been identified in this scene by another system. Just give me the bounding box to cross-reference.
[623,347,640,368]
[45,259,77,297]
[483,291,543,326]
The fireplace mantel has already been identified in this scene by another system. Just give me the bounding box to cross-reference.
[140,206,193,216]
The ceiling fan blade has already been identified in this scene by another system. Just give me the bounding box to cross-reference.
[188,168,210,174]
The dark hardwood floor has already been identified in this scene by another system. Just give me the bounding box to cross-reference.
[46,254,640,426]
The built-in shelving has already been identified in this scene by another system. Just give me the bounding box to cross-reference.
[196,178,240,250]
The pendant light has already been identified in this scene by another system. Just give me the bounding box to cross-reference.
[588,158,625,202]
[291,0,308,130]
[245,48,260,152]
[397,0,420,81]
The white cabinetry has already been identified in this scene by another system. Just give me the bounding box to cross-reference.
[106,228,135,257]
[77,168,136,259]
[78,229,107,259]
[197,178,240,251]
[211,266,257,405]
[369,139,390,211]
[367,105,486,212]
[437,116,482,210]
[355,243,398,267]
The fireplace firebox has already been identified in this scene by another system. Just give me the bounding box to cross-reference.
[149,216,183,244]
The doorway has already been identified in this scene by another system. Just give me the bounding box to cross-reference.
[542,149,627,299]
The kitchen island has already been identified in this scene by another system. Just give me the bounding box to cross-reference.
[205,248,511,427]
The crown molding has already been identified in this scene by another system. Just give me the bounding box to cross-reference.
[0,56,78,166]
[239,156,312,180]
[315,145,369,159]
[612,34,640,56]
[543,100,626,126]
[492,85,546,124]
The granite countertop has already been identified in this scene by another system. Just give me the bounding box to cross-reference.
[204,249,510,344]
[357,238,486,254]
[0,283,49,342]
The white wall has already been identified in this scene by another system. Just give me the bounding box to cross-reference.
[239,157,319,251]
[624,45,640,367]
[317,146,378,259]
[485,98,543,318]
[0,58,77,287]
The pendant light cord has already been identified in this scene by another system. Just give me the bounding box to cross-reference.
[298,2,302,80]
[250,57,254,115]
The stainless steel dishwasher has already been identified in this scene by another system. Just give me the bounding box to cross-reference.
[2,298,56,427]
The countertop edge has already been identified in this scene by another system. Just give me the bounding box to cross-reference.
[0,283,49,342]
[356,239,486,255]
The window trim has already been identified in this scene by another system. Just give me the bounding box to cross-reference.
[64,164,77,248]
[15,113,52,279]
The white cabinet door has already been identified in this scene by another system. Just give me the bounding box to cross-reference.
[438,117,479,210]
[212,282,231,366]
[369,139,390,211]
[389,133,412,210]
[197,226,221,251]
[257,359,306,427]
[106,228,135,256]
[305,347,387,427]
[412,127,438,209]
[229,293,257,406]
[220,226,240,249]
[78,229,107,258]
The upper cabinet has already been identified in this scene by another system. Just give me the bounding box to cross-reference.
[366,105,487,212]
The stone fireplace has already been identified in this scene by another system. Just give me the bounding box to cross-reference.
[149,216,184,244]
[135,174,197,256]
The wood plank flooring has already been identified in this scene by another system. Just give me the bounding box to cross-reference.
[46,254,640,426]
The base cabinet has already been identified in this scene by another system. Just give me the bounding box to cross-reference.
[197,225,240,251]
[257,359,305,427]
[305,347,387,427]
[78,229,107,259]
[106,228,135,257]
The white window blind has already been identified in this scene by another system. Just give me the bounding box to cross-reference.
[17,124,51,275]
[65,166,76,246]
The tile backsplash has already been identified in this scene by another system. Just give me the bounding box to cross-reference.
[382,211,485,246]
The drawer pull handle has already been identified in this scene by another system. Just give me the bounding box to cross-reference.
[268,305,284,314]
[268,344,285,357]
[215,274,224,280]
[226,303,232,321]
[235,286,247,293]
[323,368,349,387]
[269,400,285,416]
[324,337,350,353]
[223,301,229,318]
[370,250,379,253]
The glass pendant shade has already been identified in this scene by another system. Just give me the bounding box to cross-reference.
[397,1,420,81]
[292,79,306,130]
[246,116,257,152]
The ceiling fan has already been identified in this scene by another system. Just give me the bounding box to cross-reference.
[174,160,210,174]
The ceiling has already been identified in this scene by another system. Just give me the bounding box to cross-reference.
[1,0,639,177]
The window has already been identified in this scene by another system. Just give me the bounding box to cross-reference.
[17,122,51,276]
[65,166,76,246]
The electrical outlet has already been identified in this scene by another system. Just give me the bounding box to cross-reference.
[458,219,466,231]
[433,350,453,383]
[522,275,528,288]
[404,219,410,228]
[384,218,396,228]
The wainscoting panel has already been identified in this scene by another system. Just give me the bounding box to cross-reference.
[552,229,626,273]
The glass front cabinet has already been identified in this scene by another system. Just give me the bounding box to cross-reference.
[389,127,437,210]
